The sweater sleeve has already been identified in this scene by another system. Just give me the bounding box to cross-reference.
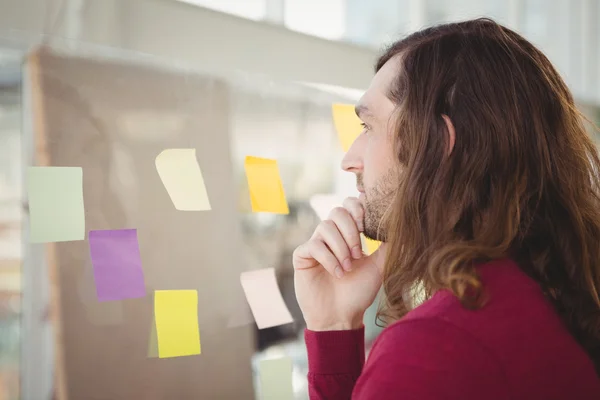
[305,326,366,400]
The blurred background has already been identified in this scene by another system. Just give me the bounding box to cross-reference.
[0,0,599,399]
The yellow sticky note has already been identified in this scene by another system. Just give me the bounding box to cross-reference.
[155,149,211,211]
[332,103,363,152]
[363,234,381,255]
[154,290,201,358]
[258,357,294,400]
[244,156,289,214]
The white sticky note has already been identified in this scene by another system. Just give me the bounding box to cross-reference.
[259,357,294,400]
[240,268,293,330]
[155,148,211,211]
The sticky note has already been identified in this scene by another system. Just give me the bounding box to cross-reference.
[154,290,201,358]
[332,103,363,152]
[363,234,381,255]
[27,166,85,242]
[88,229,146,302]
[258,357,294,400]
[155,148,211,211]
[240,268,293,329]
[244,156,289,214]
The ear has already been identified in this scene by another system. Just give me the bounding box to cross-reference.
[441,114,456,156]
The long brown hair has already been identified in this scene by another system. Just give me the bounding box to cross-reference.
[376,18,600,373]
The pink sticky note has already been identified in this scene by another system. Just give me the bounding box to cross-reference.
[240,268,293,329]
[89,229,146,302]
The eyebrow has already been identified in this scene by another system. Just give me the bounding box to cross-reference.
[355,104,373,119]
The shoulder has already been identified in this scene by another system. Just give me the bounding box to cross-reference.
[356,317,509,399]
[371,316,504,373]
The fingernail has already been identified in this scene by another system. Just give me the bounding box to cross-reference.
[343,258,352,271]
[352,246,362,259]
[335,266,344,278]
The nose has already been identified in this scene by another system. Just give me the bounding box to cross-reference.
[341,136,364,173]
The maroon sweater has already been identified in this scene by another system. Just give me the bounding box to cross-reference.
[305,259,600,399]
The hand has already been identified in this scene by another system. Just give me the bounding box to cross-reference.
[293,197,387,331]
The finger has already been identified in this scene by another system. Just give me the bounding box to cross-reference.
[328,207,363,261]
[315,218,354,271]
[342,197,365,232]
[293,239,344,278]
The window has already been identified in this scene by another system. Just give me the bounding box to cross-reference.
[178,0,267,21]
[284,0,346,40]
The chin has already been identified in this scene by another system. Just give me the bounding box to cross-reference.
[363,228,384,242]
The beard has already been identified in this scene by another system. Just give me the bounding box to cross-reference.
[359,170,396,242]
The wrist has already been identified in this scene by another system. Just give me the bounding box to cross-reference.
[306,316,364,332]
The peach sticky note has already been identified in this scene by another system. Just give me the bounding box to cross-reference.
[332,103,363,152]
[363,234,381,255]
[155,148,211,211]
[258,357,294,400]
[154,290,201,358]
[240,268,293,329]
[244,156,289,214]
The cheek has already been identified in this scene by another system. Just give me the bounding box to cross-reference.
[363,136,395,188]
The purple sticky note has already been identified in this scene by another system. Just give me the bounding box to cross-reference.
[89,229,146,302]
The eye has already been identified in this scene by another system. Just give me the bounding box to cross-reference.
[360,122,371,132]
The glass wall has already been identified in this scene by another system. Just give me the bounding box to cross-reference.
[13,43,378,399]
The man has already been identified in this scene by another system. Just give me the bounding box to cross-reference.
[293,18,600,399]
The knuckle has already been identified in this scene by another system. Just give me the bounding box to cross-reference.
[328,206,346,219]
[343,196,357,205]
[320,219,337,231]
[292,244,302,258]
[344,198,363,213]
[306,238,325,253]
[306,238,320,248]
[344,196,359,204]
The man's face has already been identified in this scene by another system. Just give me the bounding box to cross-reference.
[341,55,401,241]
